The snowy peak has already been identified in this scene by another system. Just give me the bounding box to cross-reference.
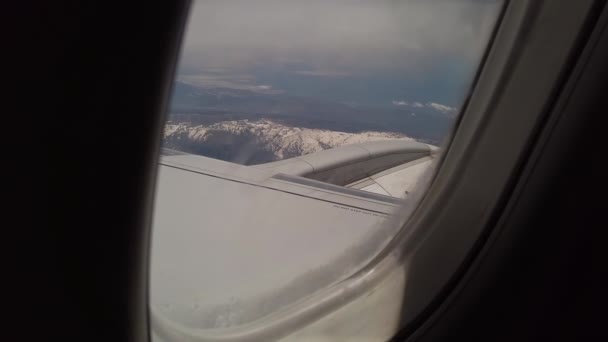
[163,120,415,164]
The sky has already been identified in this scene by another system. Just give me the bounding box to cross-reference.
[175,0,503,108]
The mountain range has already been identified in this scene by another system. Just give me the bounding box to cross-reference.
[168,81,454,145]
[163,119,414,165]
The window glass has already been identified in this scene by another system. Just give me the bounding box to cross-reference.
[151,0,502,335]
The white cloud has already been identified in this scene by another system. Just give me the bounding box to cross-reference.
[294,70,351,77]
[427,102,457,113]
[392,100,459,116]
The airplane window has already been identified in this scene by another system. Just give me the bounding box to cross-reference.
[151,0,503,339]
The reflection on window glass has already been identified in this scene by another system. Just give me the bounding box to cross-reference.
[151,0,502,337]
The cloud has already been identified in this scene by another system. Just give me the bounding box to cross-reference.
[179,0,502,73]
[427,102,457,113]
[294,70,351,77]
[391,100,459,114]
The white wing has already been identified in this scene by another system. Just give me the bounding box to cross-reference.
[151,141,436,339]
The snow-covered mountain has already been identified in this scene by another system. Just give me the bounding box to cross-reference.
[163,119,415,165]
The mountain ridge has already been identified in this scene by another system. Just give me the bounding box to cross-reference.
[163,119,415,165]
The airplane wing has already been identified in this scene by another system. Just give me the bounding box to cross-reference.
[150,141,436,337]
